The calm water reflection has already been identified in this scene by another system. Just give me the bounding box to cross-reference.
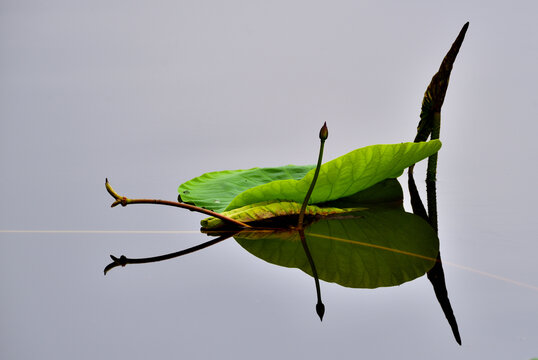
[104,178,461,343]
[3,3,538,360]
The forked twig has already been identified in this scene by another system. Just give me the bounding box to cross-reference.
[105,179,251,229]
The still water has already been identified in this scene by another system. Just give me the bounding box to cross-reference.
[2,1,537,359]
[2,172,537,359]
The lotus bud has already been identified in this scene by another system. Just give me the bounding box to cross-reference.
[319,122,328,141]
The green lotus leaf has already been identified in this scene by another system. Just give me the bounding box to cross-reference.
[201,200,365,230]
[320,178,403,208]
[178,165,314,212]
[234,208,439,288]
[225,140,441,211]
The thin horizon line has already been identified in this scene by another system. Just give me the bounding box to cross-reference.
[1,229,536,292]
[0,230,200,234]
[309,232,538,292]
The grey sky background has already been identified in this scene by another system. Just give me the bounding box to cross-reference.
[1,1,537,359]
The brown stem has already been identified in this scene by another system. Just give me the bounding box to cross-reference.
[105,179,251,229]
